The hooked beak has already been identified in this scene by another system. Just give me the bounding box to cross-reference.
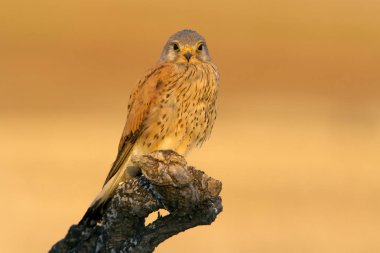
[183,51,192,62]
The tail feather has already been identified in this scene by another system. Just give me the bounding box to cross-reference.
[78,140,137,225]
[78,162,132,225]
[79,200,107,225]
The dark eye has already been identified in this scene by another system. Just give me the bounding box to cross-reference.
[197,44,204,51]
[172,43,179,51]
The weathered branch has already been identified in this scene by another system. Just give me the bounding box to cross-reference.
[50,150,223,253]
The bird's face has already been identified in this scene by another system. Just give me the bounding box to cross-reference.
[160,30,211,64]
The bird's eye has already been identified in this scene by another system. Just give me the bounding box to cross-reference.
[172,43,179,51]
[197,44,204,51]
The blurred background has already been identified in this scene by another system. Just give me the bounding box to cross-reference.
[1,0,379,252]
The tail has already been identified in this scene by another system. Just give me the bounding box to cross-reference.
[78,132,141,225]
[79,151,136,225]
[78,199,108,225]
[79,168,131,225]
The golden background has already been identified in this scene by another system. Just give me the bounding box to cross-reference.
[1,0,379,252]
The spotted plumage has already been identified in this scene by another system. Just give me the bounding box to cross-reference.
[80,30,219,223]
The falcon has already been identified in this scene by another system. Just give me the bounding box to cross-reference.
[81,29,219,223]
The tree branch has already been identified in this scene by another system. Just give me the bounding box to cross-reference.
[50,150,223,253]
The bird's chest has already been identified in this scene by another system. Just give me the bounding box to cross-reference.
[169,75,217,149]
[142,66,218,154]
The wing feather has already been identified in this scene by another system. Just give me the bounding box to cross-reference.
[103,64,172,186]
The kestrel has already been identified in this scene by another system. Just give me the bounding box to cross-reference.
[81,29,219,223]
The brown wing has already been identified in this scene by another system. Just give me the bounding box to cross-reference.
[103,64,171,186]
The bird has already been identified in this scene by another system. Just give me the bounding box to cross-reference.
[80,29,219,224]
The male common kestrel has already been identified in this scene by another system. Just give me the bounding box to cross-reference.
[81,29,219,223]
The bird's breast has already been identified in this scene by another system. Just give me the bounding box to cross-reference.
[139,63,219,155]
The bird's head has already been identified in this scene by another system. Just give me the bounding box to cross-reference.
[159,29,211,64]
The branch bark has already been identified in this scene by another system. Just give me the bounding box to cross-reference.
[50,150,223,253]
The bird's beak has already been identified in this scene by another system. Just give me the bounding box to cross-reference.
[182,48,193,62]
